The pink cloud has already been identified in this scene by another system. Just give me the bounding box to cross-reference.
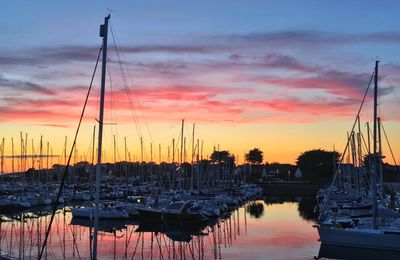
[254,72,370,99]
[0,83,363,126]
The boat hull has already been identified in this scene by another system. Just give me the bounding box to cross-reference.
[71,208,129,220]
[317,226,400,250]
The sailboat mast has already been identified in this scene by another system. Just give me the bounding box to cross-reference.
[0,138,4,174]
[92,125,96,165]
[159,144,161,163]
[93,14,110,260]
[366,122,371,154]
[124,137,127,161]
[378,117,383,193]
[172,138,175,163]
[180,119,184,164]
[11,138,14,173]
[372,60,379,229]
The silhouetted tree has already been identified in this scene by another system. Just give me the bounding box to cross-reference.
[245,148,264,164]
[296,149,340,180]
[210,150,235,170]
[210,150,231,163]
[363,153,385,168]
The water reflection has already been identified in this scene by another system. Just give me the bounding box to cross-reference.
[246,202,264,218]
[263,196,317,221]
[1,197,321,259]
[297,197,317,220]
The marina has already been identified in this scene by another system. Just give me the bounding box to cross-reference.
[1,1,400,259]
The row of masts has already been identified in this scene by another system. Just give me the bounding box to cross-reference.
[0,125,224,174]
[345,117,383,167]
[0,133,55,175]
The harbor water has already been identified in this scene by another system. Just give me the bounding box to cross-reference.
[1,197,320,260]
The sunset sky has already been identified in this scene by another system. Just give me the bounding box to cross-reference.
[1,1,400,170]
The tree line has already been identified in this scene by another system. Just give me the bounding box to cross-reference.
[210,148,399,182]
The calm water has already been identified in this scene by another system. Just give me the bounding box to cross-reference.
[0,198,322,259]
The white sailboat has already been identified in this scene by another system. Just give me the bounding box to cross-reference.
[316,61,400,250]
[71,202,129,219]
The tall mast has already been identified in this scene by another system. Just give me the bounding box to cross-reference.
[39,135,43,170]
[24,133,27,171]
[0,138,4,173]
[372,60,379,229]
[191,123,195,190]
[46,141,49,189]
[124,137,127,162]
[366,122,371,154]
[180,119,184,164]
[113,134,116,163]
[20,132,23,173]
[172,138,175,163]
[378,117,383,195]
[150,143,153,162]
[11,138,14,173]
[200,140,203,161]
[64,136,67,165]
[93,14,110,260]
[140,137,143,162]
[184,137,186,163]
[159,144,161,163]
[196,139,199,162]
[191,124,195,164]
[92,125,96,165]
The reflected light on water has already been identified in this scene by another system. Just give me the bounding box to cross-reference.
[0,199,320,259]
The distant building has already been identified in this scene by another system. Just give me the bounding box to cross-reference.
[294,168,303,178]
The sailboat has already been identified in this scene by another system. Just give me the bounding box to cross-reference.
[71,15,128,222]
[316,61,400,250]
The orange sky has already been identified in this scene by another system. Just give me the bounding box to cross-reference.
[1,2,400,172]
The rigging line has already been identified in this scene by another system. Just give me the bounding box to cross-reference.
[107,63,116,130]
[83,129,94,162]
[109,24,143,140]
[380,121,398,168]
[38,45,103,260]
[360,132,370,158]
[109,22,149,135]
[320,71,374,215]
[108,23,141,132]
[340,72,374,162]
[107,62,120,160]
[110,23,154,143]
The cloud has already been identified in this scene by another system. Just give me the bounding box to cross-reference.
[218,30,400,48]
[0,46,101,67]
[119,45,223,54]
[36,123,71,128]
[1,97,80,108]
[1,79,397,126]
[0,75,55,95]
[2,30,399,68]
[0,106,78,122]
[1,29,399,127]
[252,70,372,99]
[0,44,222,67]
